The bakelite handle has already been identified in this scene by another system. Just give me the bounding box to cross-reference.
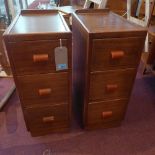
[102,111,113,119]
[42,116,55,123]
[38,88,51,96]
[33,54,49,62]
[111,51,124,59]
[106,84,118,92]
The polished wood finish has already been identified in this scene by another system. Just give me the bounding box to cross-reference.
[17,73,69,107]
[87,99,127,128]
[9,10,70,35]
[106,0,126,15]
[91,37,145,71]
[74,9,146,37]
[147,26,155,64]
[72,9,147,129]
[24,104,69,136]
[9,39,70,75]
[3,10,72,136]
[89,69,135,101]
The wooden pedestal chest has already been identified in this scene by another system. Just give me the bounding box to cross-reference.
[72,9,147,129]
[3,10,72,136]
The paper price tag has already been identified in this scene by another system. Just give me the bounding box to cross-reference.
[54,46,68,71]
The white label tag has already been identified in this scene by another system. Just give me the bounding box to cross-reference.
[54,46,68,71]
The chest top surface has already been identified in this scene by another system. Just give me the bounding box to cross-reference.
[8,10,70,35]
[74,9,147,35]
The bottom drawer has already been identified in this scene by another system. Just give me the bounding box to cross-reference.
[24,104,70,136]
[86,99,128,128]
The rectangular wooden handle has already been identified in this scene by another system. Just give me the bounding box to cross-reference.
[33,54,48,62]
[38,88,51,96]
[102,111,113,119]
[106,84,118,92]
[42,116,55,123]
[111,51,124,59]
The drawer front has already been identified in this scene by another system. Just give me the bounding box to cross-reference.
[89,69,135,102]
[24,104,69,132]
[17,72,69,107]
[91,37,144,71]
[87,99,127,126]
[9,39,71,75]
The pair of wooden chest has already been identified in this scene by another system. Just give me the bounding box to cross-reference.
[4,9,146,136]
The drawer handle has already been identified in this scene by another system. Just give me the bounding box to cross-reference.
[42,116,55,123]
[106,84,118,92]
[111,51,124,59]
[38,88,51,96]
[102,111,113,119]
[33,54,49,62]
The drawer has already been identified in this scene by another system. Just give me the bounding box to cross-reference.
[9,39,71,75]
[91,37,144,71]
[24,104,69,134]
[17,72,69,107]
[89,69,135,102]
[87,99,127,127]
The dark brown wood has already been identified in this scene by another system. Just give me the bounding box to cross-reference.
[72,12,88,127]
[4,10,71,42]
[106,0,126,15]
[72,9,147,129]
[74,9,146,38]
[24,104,69,136]
[9,39,70,75]
[147,26,155,64]
[3,10,72,136]
[10,10,70,34]
[87,99,127,128]
[89,69,135,102]
[91,37,145,71]
[16,72,69,107]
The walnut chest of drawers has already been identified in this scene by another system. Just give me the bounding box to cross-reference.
[3,10,72,136]
[72,9,147,129]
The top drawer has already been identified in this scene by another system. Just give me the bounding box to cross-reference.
[91,37,145,71]
[9,39,71,75]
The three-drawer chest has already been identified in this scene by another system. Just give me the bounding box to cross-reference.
[72,9,147,129]
[3,10,72,136]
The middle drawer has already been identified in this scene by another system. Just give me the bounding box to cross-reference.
[89,68,136,102]
[16,72,69,107]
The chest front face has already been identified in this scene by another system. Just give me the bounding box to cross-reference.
[72,9,147,129]
[4,10,72,136]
